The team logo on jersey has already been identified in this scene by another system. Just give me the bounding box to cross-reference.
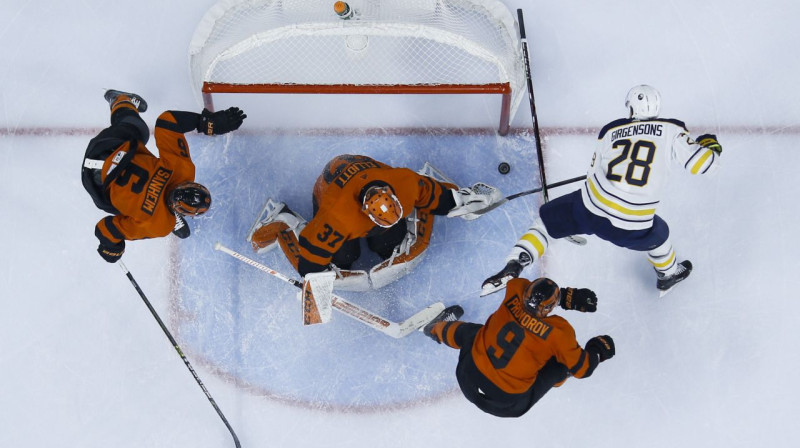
[140,167,173,215]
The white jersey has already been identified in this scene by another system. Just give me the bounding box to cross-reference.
[580,117,720,230]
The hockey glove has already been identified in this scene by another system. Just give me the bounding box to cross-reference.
[585,335,615,362]
[97,240,125,263]
[560,287,597,312]
[696,134,722,155]
[197,107,247,135]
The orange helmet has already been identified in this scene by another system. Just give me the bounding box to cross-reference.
[523,278,561,317]
[168,182,211,216]
[361,185,403,228]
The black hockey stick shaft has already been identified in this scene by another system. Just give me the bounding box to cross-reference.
[506,174,587,201]
[119,262,241,448]
[518,9,550,202]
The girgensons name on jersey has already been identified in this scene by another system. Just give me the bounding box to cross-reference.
[611,123,663,140]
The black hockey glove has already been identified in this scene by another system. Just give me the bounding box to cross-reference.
[560,287,597,312]
[197,107,247,135]
[585,335,615,362]
[696,134,722,155]
[97,240,125,263]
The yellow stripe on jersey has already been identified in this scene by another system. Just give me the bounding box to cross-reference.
[587,177,657,217]
[690,150,713,175]
[521,232,546,257]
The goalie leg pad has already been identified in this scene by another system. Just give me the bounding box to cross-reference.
[248,200,306,254]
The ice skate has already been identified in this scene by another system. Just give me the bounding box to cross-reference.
[421,305,464,341]
[657,260,693,297]
[480,253,530,297]
[247,199,305,254]
[104,89,148,113]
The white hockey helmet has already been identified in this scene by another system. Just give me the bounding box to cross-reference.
[625,85,661,120]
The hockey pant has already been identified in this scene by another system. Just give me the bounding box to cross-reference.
[81,107,150,214]
[509,190,678,274]
[432,321,568,418]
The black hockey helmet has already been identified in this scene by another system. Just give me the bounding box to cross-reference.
[523,278,560,317]
[168,182,211,216]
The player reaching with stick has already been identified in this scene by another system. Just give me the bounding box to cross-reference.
[482,85,723,297]
[422,277,613,417]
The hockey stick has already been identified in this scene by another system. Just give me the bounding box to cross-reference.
[518,9,587,246]
[118,262,241,448]
[470,174,587,216]
[213,243,445,338]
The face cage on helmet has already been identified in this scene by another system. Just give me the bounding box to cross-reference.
[171,188,209,217]
[525,280,559,317]
[362,186,403,228]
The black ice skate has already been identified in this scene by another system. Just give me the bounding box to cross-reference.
[422,305,464,342]
[657,260,693,297]
[480,256,528,297]
[104,89,148,112]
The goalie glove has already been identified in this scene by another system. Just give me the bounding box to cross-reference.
[197,107,247,135]
[559,287,597,312]
[696,133,722,155]
[447,182,503,220]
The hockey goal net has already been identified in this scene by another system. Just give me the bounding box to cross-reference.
[189,0,525,134]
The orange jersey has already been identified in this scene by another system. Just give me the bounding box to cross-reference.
[471,278,594,394]
[296,154,454,271]
[95,111,196,245]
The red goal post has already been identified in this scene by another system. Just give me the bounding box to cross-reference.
[189,0,525,135]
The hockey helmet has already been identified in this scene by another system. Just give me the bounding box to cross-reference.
[523,278,561,317]
[169,182,211,216]
[361,184,403,228]
[625,85,661,120]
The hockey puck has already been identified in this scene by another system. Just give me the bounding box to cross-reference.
[498,162,511,175]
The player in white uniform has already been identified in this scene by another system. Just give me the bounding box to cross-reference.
[482,85,723,296]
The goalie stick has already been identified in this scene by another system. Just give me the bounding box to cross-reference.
[213,243,445,338]
[518,9,587,246]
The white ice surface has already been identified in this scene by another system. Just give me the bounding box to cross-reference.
[2,1,799,447]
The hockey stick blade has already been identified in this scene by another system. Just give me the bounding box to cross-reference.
[394,302,446,337]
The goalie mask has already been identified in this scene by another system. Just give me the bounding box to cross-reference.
[361,184,403,228]
[625,84,661,120]
[523,278,561,317]
[168,182,211,216]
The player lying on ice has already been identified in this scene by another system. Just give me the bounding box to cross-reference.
[422,276,613,417]
[247,154,502,290]
[482,85,723,297]
[81,89,246,263]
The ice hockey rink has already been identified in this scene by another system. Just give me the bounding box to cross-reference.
[2,1,799,447]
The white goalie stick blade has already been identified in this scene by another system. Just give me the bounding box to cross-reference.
[213,242,442,338]
[245,198,282,244]
[302,271,335,325]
